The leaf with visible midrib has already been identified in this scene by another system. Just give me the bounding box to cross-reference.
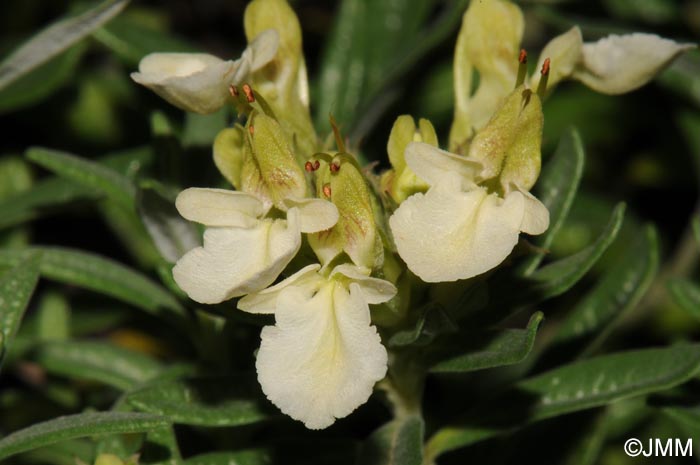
[357,415,424,465]
[0,412,168,461]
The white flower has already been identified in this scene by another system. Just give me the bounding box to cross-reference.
[389,142,549,283]
[172,188,338,304]
[238,263,396,429]
[131,29,279,113]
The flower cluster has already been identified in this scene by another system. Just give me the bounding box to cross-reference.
[133,0,693,429]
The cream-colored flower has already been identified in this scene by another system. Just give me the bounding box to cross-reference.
[172,188,337,304]
[389,142,548,283]
[131,29,279,114]
[238,263,396,429]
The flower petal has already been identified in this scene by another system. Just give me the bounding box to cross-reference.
[256,282,387,429]
[516,187,549,235]
[573,33,695,95]
[404,142,482,189]
[245,29,280,71]
[238,264,322,314]
[175,188,265,228]
[131,53,244,114]
[389,185,525,282]
[530,26,583,91]
[284,198,339,233]
[331,264,397,304]
[173,210,301,304]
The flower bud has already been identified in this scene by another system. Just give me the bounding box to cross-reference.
[213,124,246,189]
[468,85,543,192]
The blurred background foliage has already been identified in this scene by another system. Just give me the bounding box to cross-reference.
[0,0,699,464]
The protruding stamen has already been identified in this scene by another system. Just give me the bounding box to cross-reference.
[242,83,255,103]
[537,58,550,97]
[249,125,255,136]
[330,162,340,173]
[322,183,332,198]
[329,114,346,153]
[515,49,528,87]
[229,85,239,98]
[313,160,320,170]
[305,161,314,172]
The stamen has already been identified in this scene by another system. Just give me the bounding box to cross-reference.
[242,83,255,103]
[515,49,527,87]
[229,85,239,98]
[537,58,550,98]
[305,161,314,172]
[330,162,340,173]
[322,183,332,198]
[249,125,255,136]
[313,160,320,170]
[329,114,346,153]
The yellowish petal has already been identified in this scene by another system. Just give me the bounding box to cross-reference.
[404,142,482,189]
[284,198,339,233]
[238,264,322,314]
[331,264,397,304]
[175,188,265,228]
[530,26,583,91]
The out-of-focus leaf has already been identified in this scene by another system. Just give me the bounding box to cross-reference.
[0,247,186,319]
[184,450,271,465]
[98,200,162,269]
[182,108,228,148]
[357,415,424,465]
[528,203,625,300]
[604,0,678,24]
[426,344,700,458]
[36,341,162,390]
[669,278,700,320]
[551,225,659,355]
[658,51,700,108]
[138,180,200,263]
[141,425,183,465]
[694,217,700,246]
[0,0,128,90]
[17,439,94,465]
[522,128,585,275]
[0,254,41,371]
[93,13,197,65]
[26,147,136,211]
[36,291,70,341]
[430,312,544,373]
[0,412,168,461]
[0,156,32,198]
[388,303,457,348]
[127,376,270,427]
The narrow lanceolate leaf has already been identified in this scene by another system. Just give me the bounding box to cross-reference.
[0,247,185,318]
[0,0,129,91]
[430,312,544,373]
[522,128,585,275]
[388,303,457,348]
[426,344,700,458]
[127,376,270,427]
[528,203,625,300]
[36,341,162,390]
[26,147,136,211]
[0,254,42,371]
[357,415,424,465]
[553,225,659,355]
[668,278,700,320]
[184,450,271,465]
[0,412,168,461]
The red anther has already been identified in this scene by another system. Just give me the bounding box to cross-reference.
[541,58,551,76]
[313,160,320,170]
[330,162,340,173]
[242,83,255,103]
[322,184,332,198]
[305,161,314,172]
[229,85,239,97]
[249,125,255,136]
[518,49,527,64]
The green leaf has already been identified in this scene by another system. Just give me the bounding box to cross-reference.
[36,341,162,390]
[668,278,700,320]
[127,376,270,427]
[0,254,42,371]
[430,312,544,373]
[36,291,70,341]
[93,14,197,65]
[388,303,457,348]
[0,0,128,91]
[522,128,585,275]
[0,247,186,319]
[184,450,271,465]
[426,344,700,458]
[26,147,136,211]
[551,225,659,355]
[528,203,626,300]
[0,412,168,461]
[693,217,700,246]
[138,180,200,264]
[357,415,424,465]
